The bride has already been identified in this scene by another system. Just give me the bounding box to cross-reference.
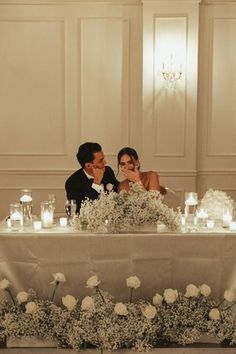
[117,147,166,194]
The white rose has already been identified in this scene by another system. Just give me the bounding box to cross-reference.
[106,183,113,192]
[81,296,95,311]
[0,279,10,290]
[126,276,141,289]
[142,304,157,320]
[86,275,101,288]
[114,302,128,316]
[25,301,38,314]
[185,284,200,298]
[153,293,163,306]
[51,272,66,284]
[16,291,29,304]
[199,284,211,297]
[224,289,236,302]
[209,308,221,320]
[62,295,77,311]
[163,289,178,304]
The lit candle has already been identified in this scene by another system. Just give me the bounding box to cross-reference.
[33,221,42,231]
[41,211,53,228]
[196,208,208,219]
[7,218,11,227]
[20,195,32,202]
[207,219,214,229]
[229,222,236,231]
[223,210,233,227]
[185,195,198,206]
[11,211,22,221]
[59,217,67,227]
[181,215,186,226]
[10,204,23,231]
[157,223,166,231]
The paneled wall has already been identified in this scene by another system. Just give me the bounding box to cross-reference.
[0,0,235,220]
[197,0,236,202]
[0,0,142,218]
[142,0,200,207]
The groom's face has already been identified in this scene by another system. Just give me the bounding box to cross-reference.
[91,150,106,171]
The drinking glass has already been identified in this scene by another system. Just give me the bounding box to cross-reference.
[65,200,77,218]
[48,194,56,211]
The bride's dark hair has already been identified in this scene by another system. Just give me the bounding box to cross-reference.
[117,147,139,174]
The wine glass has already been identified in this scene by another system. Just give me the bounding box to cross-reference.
[65,199,77,218]
[48,194,56,211]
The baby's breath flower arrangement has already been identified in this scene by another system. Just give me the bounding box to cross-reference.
[79,183,180,233]
[200,189,236,222]
[1,275,236,350]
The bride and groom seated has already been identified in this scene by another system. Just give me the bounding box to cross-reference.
[65,142,166,213]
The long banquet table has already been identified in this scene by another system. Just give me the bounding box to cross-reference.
[1,221,236,303]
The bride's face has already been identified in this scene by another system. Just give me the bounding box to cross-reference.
[119,154,135,171]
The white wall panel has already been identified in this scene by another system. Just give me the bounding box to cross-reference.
[80,18,130,156]
[208,18,236,156]
[0,18,66,155]
[198,1,236,195]
[0,1,142,220]
[154,16,187,157]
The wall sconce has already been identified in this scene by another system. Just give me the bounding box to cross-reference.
[162,54,183,89]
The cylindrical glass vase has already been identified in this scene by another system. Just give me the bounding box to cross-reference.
[20,189,33,226]
[41,201,53,228]
[184,192,198,229]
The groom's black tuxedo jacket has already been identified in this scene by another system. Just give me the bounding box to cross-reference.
[65,166,119,213]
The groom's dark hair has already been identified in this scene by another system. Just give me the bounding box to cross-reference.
[77,142,102,168]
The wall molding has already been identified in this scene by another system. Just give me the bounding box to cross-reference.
[198,170,236,176]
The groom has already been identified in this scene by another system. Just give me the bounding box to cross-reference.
[65,142,119,213]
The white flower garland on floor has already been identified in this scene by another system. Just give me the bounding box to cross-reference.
[1,274,236,351]
[79,183,180,232]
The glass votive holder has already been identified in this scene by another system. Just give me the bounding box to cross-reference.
[229,221,236,231]
[33,220,42,231]
[41,201,54,228]
[222,208,233,227]
[10,203,23,231]
[6,218,11,228]
[59,217,67,227]
[196,208,208,227]
[207,219,215,229]
[20,189,33,226]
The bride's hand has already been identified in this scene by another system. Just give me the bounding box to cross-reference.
[121,165,141,183]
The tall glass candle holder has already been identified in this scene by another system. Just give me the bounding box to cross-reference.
[20,189,33,226]
[10,203,23,231]
[41,201,53,228]
[184,192,198,228]
[222,208,233,227]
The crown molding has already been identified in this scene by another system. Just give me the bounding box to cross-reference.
[0,0,142,4]
[200,0,236,4]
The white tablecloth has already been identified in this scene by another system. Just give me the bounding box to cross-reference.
[0,222,236,303]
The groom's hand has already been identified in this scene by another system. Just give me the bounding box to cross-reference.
[92,167,104,185]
